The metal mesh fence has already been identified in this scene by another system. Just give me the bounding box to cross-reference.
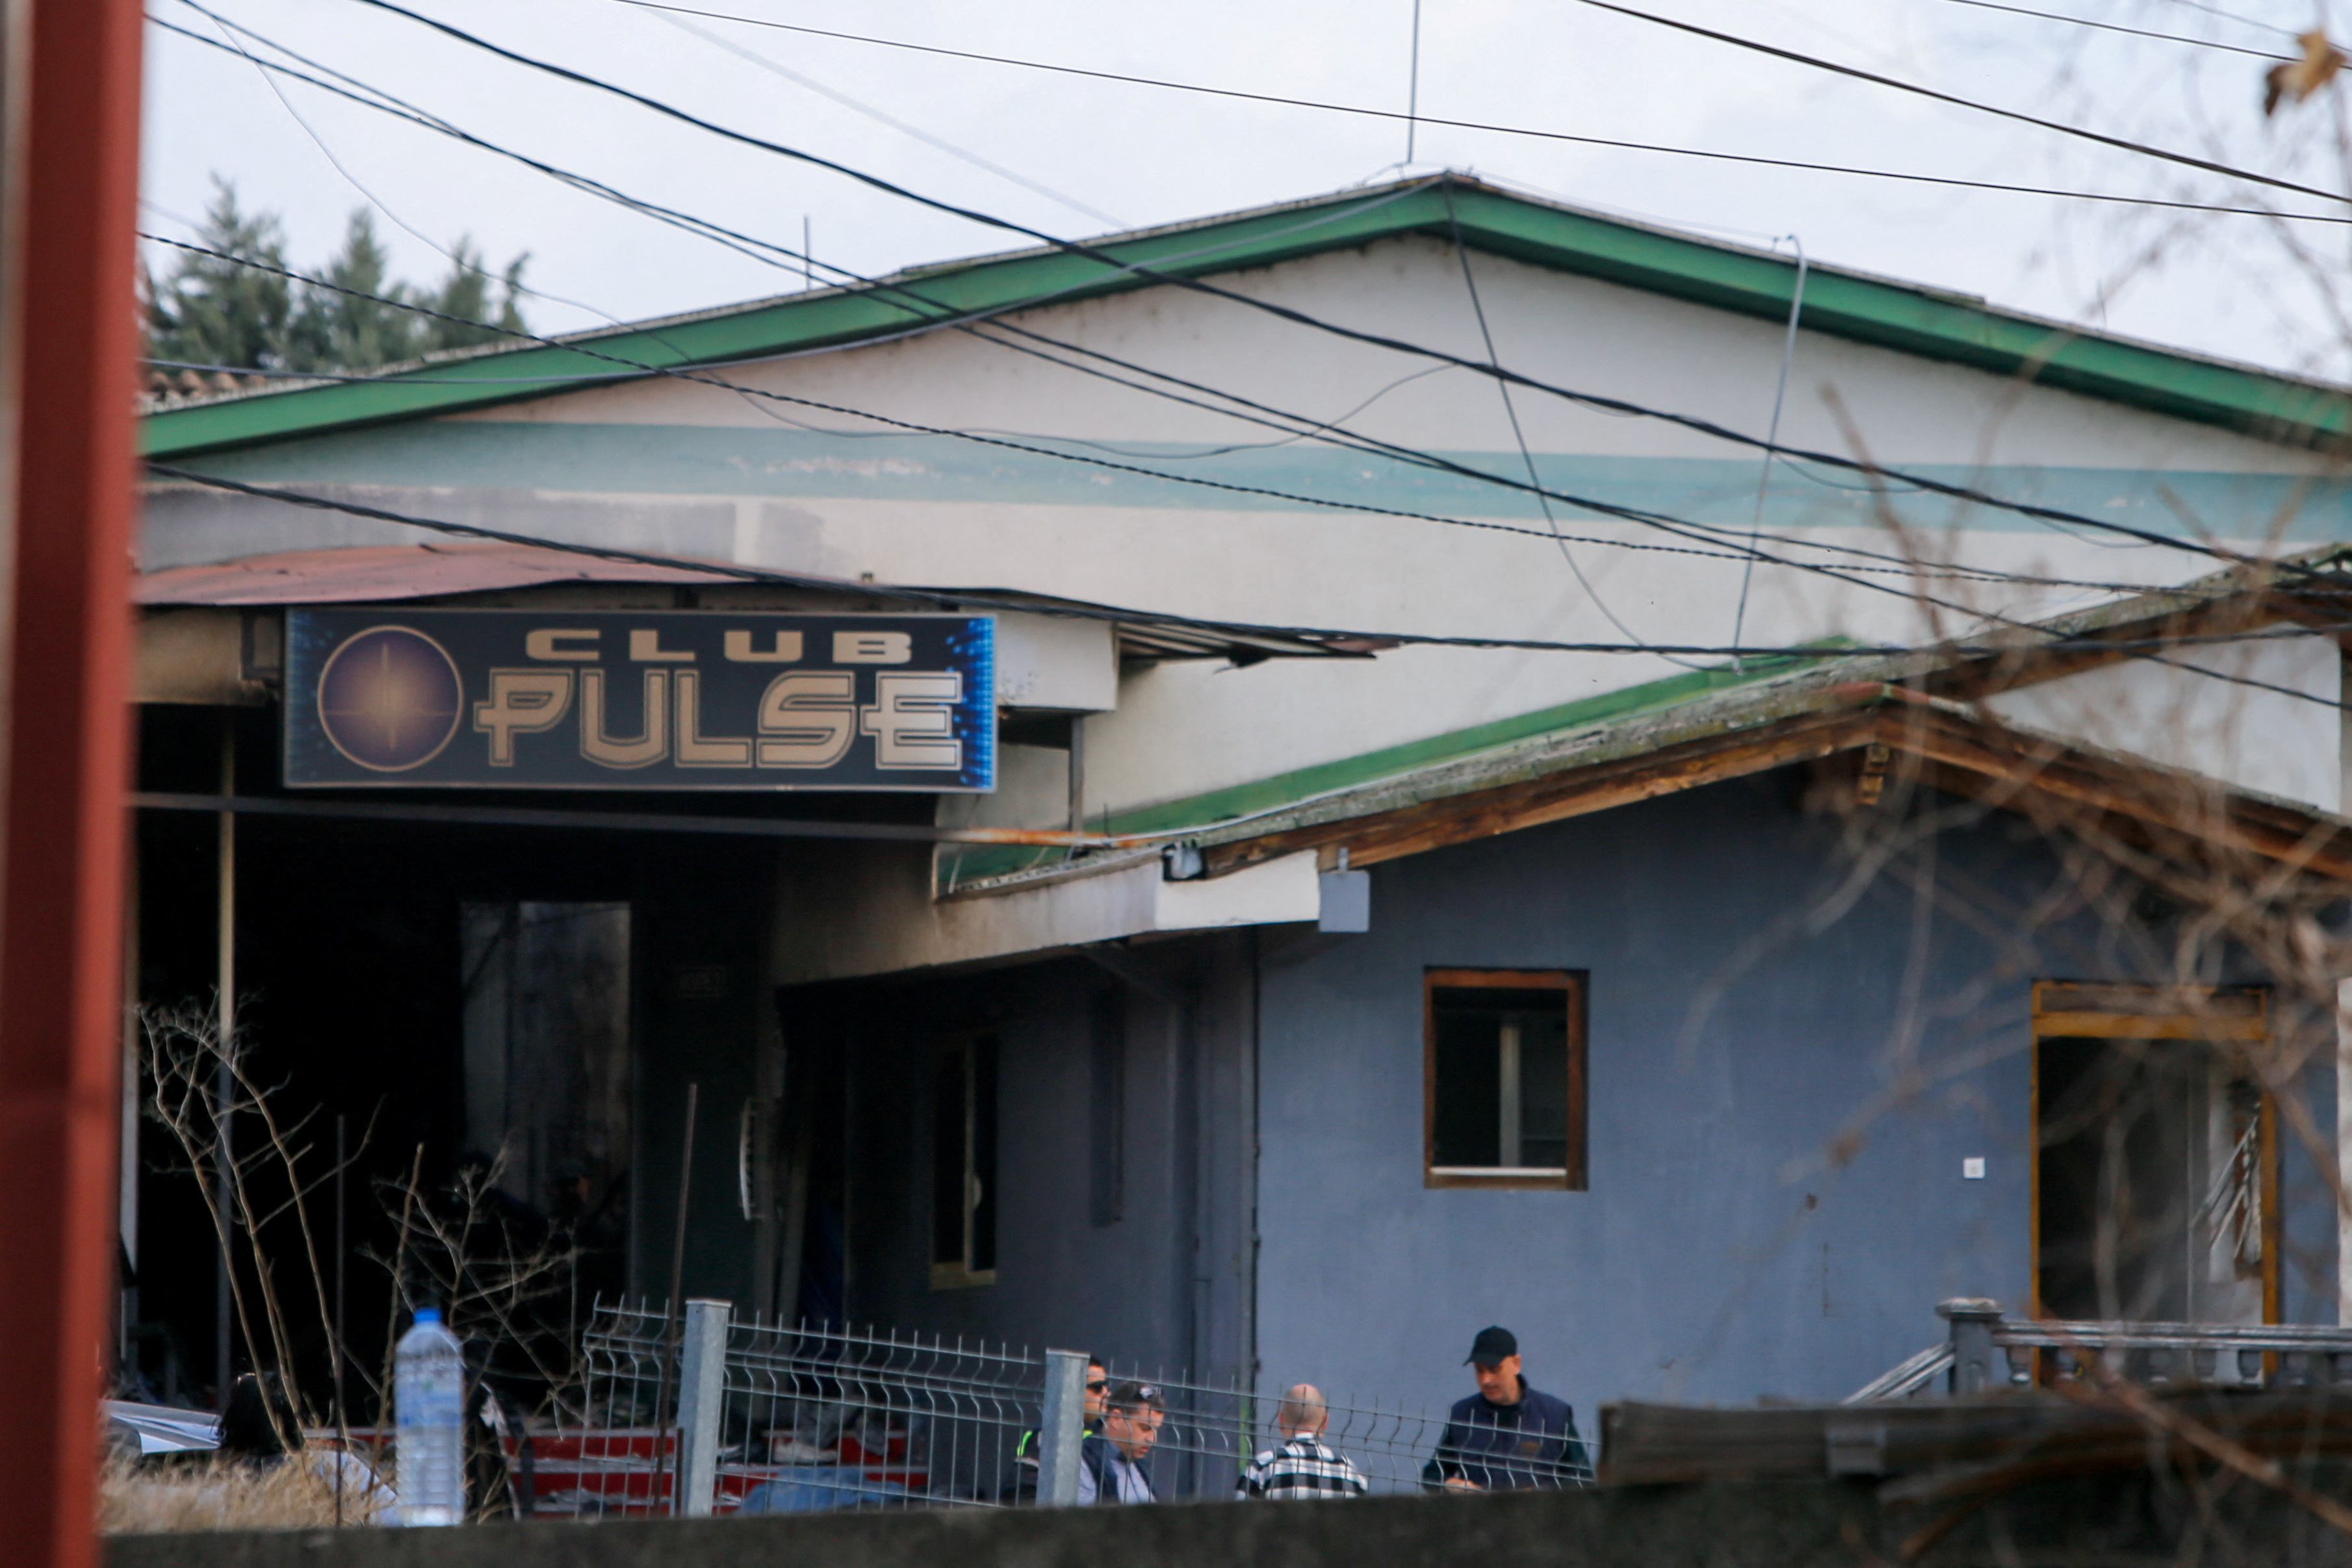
[515,1298,1590,1517]
[721,1313,1044,1511]
[1099,1365,1594,1500]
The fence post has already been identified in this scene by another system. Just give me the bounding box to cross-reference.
[676,1299,732,1517]
[1037,1348,1088,1506]
[1939,1298,2002,1395]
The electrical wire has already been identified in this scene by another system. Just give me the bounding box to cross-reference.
[179,0,631,339]
[136,22,2300,613]
[318,3,2352,585]
[135,27,2164,602]
[1732,237,1809,664]
[643,8,1125,227]
[2163,0,2295,40]
[580,0,2352,225]
[138,233,2352,715]
[138,229,2175,620]
[164,5,2347,599]
[1926,0,2292,59]
[142,461,2352,673]
[1440,184,1696,665]
[1570,0,2348,206]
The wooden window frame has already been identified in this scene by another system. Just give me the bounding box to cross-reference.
[1423,968,1588,1190]
[2027,981,2278,1327]
[928,1033,998,1291]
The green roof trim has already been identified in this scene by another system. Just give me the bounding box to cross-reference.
[940,641,1850,890]
[145,179,2352,461]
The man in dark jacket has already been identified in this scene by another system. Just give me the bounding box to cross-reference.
[1422,1326,1593,1490]
[1078,1381,1163,1504]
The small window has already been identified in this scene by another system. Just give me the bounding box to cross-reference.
[1425,970,1585,1189]
[929,1034,998,1287]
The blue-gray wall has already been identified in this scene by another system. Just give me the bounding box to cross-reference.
[810,937,1258,1392]
[1254,771,2338,1427]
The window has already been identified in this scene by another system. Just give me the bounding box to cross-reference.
[1425,970,1585,1189]
[929,1034,998,1287]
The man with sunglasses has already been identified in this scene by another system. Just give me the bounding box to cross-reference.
[1005,1356,1108,1502]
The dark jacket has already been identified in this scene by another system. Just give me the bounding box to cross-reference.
[1002,1416,1105,1503]
[1078,1431,1156,1504]
[1421,1378,1592,1490]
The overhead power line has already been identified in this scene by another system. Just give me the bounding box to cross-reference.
[138,18,2178,602]
[320,3,2350,584]
[138,233,2352,715]
[136,227,2190,628]
[1927,0,2292,60]
[1570,0,2349,207]
[164,10,2330,621]
[583,0,2349,225]
[144,462,2352,673]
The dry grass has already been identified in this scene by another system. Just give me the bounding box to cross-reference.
[98,1454,389,1534]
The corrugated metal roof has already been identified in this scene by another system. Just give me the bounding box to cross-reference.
[136,543,741,604]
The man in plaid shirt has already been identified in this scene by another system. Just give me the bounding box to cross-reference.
[1238,1385,1368,1500]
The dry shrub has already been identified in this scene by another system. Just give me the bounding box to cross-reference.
[98,1454,385,1534]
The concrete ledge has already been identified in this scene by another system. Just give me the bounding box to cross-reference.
[99,1470,2352,1568]
[105,1487,1870,1568]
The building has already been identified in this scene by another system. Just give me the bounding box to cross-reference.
[129,175,2352,1435]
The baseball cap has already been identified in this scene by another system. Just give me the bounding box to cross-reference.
[1466,1326,1518,1366]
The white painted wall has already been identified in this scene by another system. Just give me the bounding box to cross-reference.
[1982,635,2342,814]
[150,231,2352,823]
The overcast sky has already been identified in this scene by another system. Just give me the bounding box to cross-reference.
[140,0,2348,381]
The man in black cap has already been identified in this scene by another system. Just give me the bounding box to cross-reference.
[1421,1326,1592,1490]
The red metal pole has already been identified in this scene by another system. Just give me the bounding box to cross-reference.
[0,0,146,1563]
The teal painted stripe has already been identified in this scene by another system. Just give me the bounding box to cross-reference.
[173,420,2352,540]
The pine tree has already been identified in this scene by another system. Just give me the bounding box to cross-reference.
[147,179,530,379]
[286,210,419,372]
[415,238,531,357]
[146,179,294,371]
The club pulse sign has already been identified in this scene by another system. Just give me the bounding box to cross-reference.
[284,608,996,791]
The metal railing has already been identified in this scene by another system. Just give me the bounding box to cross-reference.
[1850,1298,2352,1403]
[515,1298,1590,1516]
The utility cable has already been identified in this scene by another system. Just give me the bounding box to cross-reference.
[1927,0,2291,60]
[318,5,2349,582]
[1569,0,2349,207]
[1733,238,1809,665]
[150,13,2352,603]
[130,33,2156,602]
[1440,185,1696,665]
[137,23,2292,609]
[142,462,2352,672]
[641,8,1126,228]
[586,0,2351,225]
[139,231,2177,626]
[138,234,2352,715]
[179,0,625,339]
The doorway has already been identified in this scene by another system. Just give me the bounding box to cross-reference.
[2032,982,2275,1324]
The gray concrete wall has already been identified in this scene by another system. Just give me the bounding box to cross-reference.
[1252,771,2340,1424]
[98,1470,2352,1568]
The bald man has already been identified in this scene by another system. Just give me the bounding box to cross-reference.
[1237,1384,1369,1500]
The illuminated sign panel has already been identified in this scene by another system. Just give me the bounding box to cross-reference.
[284,608,995,791]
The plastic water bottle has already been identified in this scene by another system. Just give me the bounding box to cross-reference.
[394,1306,465,1526]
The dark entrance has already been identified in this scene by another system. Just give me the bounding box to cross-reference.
[2032,983,2273,1325]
